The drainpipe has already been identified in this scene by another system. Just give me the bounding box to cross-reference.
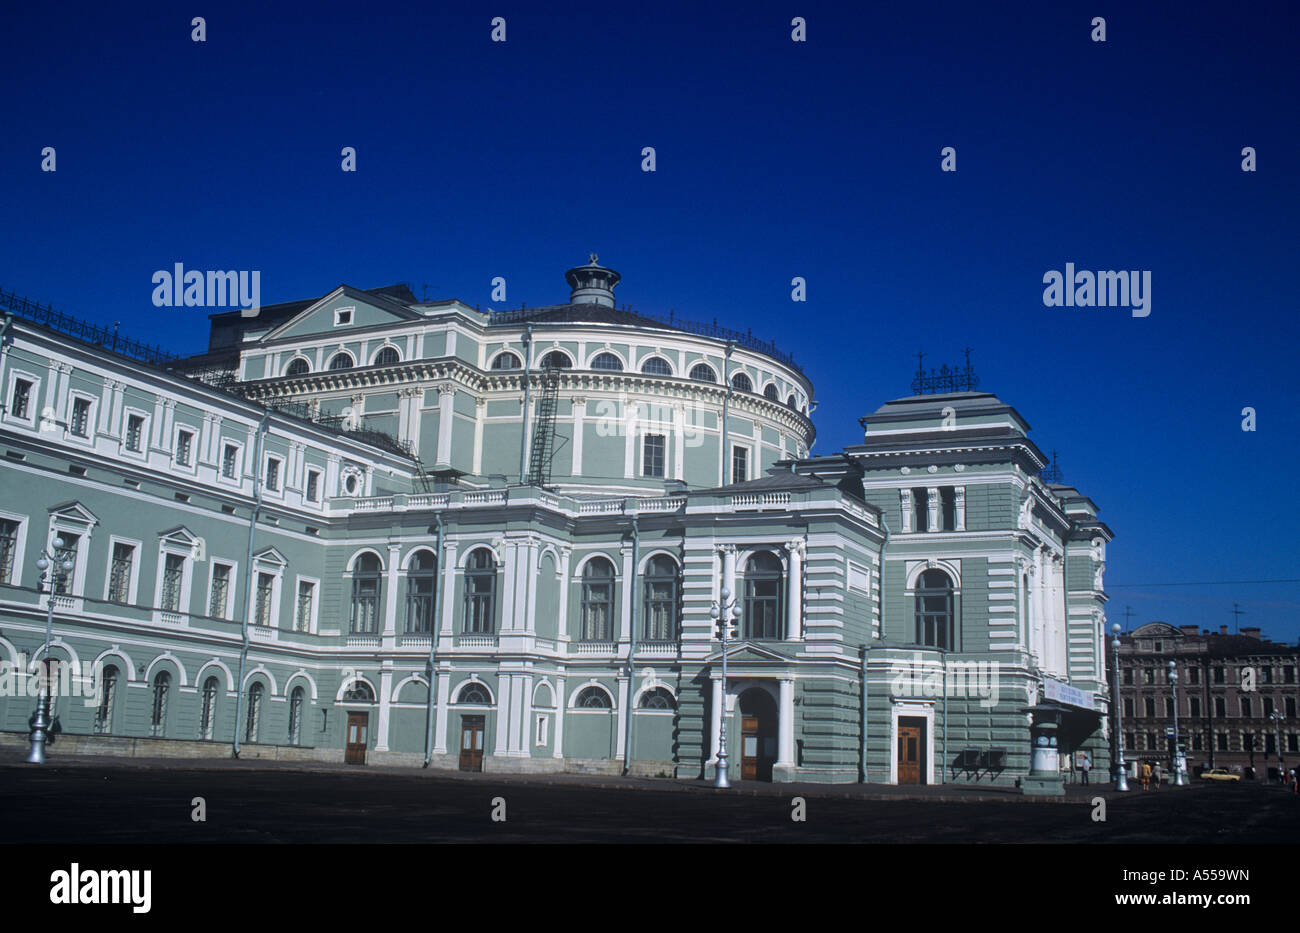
[518,324,533,484]
[232,409,271,758]
[623,510,639,775]
[0,314,13,409]
[423,511,444,766]
[942,647,948,785]
[719,341,734,487]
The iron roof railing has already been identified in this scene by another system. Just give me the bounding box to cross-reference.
[0,288,181,367]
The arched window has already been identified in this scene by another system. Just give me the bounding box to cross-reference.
[405,549,437,634]
[580,557,616,641]
[641,356,673,376]
[643,555,679,642]
[590,352,623,371]
[328,351,355,371]
[94,664,118,734]
[288,686,305,745]
[639,687,676,710]
[491,351,522,370]
[457,682,491,705]
[343,681,375,702]
[463,548,497,633]
[731,372,753,393]
[350,553,382,634]
[150,671,171,738]
[689,363,717,383]
[372,346,400,367]
[786,394,799,410]
[763,384,780,401]
[285,358,310,376]
[199,675,218,740]
[245,682,264,743]
[916,569,955,650]
[539,351,571,370]
[743,552,784,640]
[576,686,612,709]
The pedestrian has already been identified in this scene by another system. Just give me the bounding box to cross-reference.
[1153,761,1162,789]
[1140,760,1151,790]
[1081,754,1091,785]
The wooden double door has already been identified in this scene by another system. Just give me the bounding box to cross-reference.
[459,715,485,772]
[897,717,926,784]
[345,712,368,765]
[738,689,778,782]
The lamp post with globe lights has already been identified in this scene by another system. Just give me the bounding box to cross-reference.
[708,585,741,788]
[1168,659,1188,785]
[28,537,76,764]
[1110,623,1129,791]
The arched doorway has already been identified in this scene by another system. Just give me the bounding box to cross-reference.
[737,688,778,782]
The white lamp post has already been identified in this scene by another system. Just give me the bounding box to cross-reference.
[1168,660,1188,785]
[1111,623,1129,791]
[28,537,76,764]
[708,585,741,788]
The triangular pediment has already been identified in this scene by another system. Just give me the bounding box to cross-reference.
[252,546,288,566]
[704,641,793,664]
[259,285,423,343]
[158,525,199,546]
[49,501,99,526]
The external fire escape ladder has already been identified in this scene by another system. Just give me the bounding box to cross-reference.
[526,366,560,486]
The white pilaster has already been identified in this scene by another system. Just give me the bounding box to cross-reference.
[571,397,586,476]
[708,674,722,766]
[926,485,940,534]
[954,486,966,531]
[435,383,455,467]
[778,677,795,767]
[786,540,804,641]
[433,665,451,754]
[376,668,393,751]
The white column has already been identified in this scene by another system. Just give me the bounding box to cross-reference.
[520,674,534,756]
[376,668,393,751]
[786,540,803,641]
[383,544,401,645]
[900,488,914,533]
[472,398,486,476]
[435,383,455,467]
[571,397,586,476]
[434,665,451,754]
[556,548,572,643]
[623,400,638,479]
[619,543,634,643]
[524,538,539,634]
[493,675,511,756]
[708,675,722,765]
[440,543,459,636]
[777,677,795,768]
[615,673,629,759]
[553,674,566,759]
[954,486,966,531]
[672,404,685,480]
[500,540,518,632]
[926,486,940,534]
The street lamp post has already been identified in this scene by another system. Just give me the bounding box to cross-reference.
[1269,710,1285,783]
[1168,660,1188,785]
[1111,623,1129,791]
[28,537,76,764]
[708,585,741,788]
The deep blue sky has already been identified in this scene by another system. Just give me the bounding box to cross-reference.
[2,1,1297,639]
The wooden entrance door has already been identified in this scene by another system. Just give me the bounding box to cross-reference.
[739,689,777,781]
[459,715,485,772]
[345,712,368,765]
[898,717,925,784]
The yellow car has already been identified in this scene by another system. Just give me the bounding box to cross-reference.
[1199,769,1241,782]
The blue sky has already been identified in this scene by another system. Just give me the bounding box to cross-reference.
[2,0,1297,638]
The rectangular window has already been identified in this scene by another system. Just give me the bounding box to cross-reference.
[1187,666,1199,684]
[70,397,91,437]
[160,553,185,611]
[731,445,748,485]
[1290,734,1299,753]
[108,542,134,602]
[255,572,275,627]
[940,486,956,531]
[1153,641,1162,652]
[126,414,144,452]
[1164,697,1174,717]
[52,534,80,595]
[265,457,281,492]
[1143,668,1154,685]
[1217,732,1228,751]
[1263,697,1274,717]
[642,434,665,478]
[1287,697,1297,718]
[10,378,32,419]
[0,519,18,585]
[305,469,321,503]
[1215,697,1226,717]
[1122,668,1133,685]
[535,715,548,747]
[1189,697,1200,717]
[1286,667,1296,685]
[209,563,231,619]
[1241,697,1253,718]
[1143,697,1155,717]
[912,487,930,532]
[1214,666,1225,684]
[175,429,194,466]
[1123,698,1133,717]
[222,444,239,479]
[1191,733,1203,752]
[1262,666,1274,684]
[295,580,314,633]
